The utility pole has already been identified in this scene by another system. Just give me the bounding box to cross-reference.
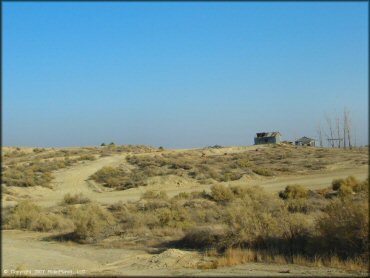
[326,115,335,148]
[343,110,347,149]
[344,108,352,149]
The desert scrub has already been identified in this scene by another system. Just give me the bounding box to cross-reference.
[251,167,274,176]
[65,203,116,243]
[99,144,156,155]
[78,154,96,161]
[2,166,53,188]
[332,176,359,191]
[279,184,308,200]
[2,155,96,188]
[3,201,73,232]
[141,190,169,200]
[62,193,91,205]
[180,226,227,249]
[320,176,369,198]
[210,184,234,203]
[90,164,168,190]
[315,195,368,259]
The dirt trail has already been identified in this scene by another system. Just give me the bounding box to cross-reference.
[238,165,368,192]
[6,151,367,208]
[2,230,364,277]
[2,149,369,276]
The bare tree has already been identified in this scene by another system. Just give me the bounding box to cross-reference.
[344,108,352,149]
[336,117,341,148]
[325,115,335,148]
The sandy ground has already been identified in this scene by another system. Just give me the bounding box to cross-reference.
[4,150,367,208]
[2,147,369,276]
[3,150,368,207]
[2,230,365,277]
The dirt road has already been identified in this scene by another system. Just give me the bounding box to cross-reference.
[2,230,364,277]
[5,152,367,208]
[2,149,368,276]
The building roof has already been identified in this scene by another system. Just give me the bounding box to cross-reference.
[295,136,315,143]
[256,132,281,138]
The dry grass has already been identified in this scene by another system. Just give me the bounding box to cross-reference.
[62,193,91,205]
[279,184,308,200]
[64,202,116,243]
[95,145,367,191]
[3,201,73,232]
[2,156,368,274]
[215,248,368,272]
[217,248,288,267]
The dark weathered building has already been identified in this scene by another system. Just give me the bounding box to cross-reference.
[295,136,315,147]
[254,132,281,145]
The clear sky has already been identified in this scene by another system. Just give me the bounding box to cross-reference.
[3,2,368,148]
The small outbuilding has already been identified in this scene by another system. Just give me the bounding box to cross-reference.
[254,132,281,145]
[295,136,315,147]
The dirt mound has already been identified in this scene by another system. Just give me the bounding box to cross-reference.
[145,249,200,269]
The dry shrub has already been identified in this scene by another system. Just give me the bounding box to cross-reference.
[90,165,159,189]
[279,184,308,200]
[210,184,234,203]
[181,226,227,249]
[141,190,168,200]
[90,166,123,185]
[353,178,369,194]
[66,203,116,243]
[217,248,258,266]
[215,249,367,271]
[151,206,194,229]
[2,167,53,188]
[316,196,368,259]
[2,153,97,188]
[4,201,73,232]
[173,192,191,199]
[217,248,288,267]
[332,176,359,191]
[78,154,96,161]
[252,167,274,176]
[229,186,248,198]
[284,198,308,213]
[196,260,219,269]
[338,185,353,197]
[62,193,91,205]
[223,186,284,248]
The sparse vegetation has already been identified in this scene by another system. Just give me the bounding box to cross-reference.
[2,153,99,188]
[1,145,368,273]
[62,193,91,205]
[65,202,116,243]
[279,184,308,200]
[3,201,73,232]
[2,176,368,271]
[90,145,366,191]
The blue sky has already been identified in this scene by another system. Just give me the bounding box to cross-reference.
[3,2,368,148]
